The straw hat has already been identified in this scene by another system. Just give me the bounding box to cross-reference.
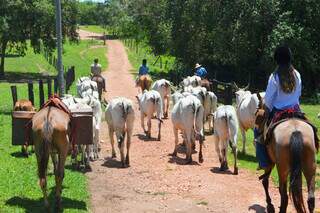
[195,63,201,69]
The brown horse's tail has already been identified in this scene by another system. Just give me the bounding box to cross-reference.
[38,108,53,181]
[289,131,306,213]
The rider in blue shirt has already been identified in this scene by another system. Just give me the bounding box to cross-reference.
[195,63,207,78]
[139,59,149,76]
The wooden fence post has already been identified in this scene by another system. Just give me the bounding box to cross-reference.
[39,80,44,107]
[54,78,58,94]
[47,78,52,98]
[225,85,233,105]
[28,81,34,105]
[10,85,17,107]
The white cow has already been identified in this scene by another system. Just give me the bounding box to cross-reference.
[136,90,163,140]
[235,87,265,154]
[62,95,100,164]
[171,91,192,106]
[180,75,202,89]
[105,97,135,167]
[213,105,239,175]
[191,87,217,132]
[152,79,171,118]
[171,95,204,164]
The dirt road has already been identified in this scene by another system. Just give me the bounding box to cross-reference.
[85,39,288,213]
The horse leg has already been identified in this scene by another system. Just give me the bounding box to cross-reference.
[278,181,288,213]
[261,167,275,213]
[55,143,68,211]
[277,162,289,213]
[172,127,179,156]
[51,152,58,175]
[241,128,246,154]
[108,127,116,158]
[303,160,316,213]
[35,138,50,209]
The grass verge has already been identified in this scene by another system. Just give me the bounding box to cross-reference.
[79,25,107,34]
[0,39,107,212]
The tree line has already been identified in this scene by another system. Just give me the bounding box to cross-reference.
[103,0,320,96]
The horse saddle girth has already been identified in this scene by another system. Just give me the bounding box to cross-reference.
[264,111,319,151]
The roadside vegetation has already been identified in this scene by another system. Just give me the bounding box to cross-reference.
[0,39,107,212]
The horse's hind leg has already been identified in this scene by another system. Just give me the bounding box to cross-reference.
[303,159,316,212]
[277,164,289,213]
[261,166,275,213]
[55,141,68,211]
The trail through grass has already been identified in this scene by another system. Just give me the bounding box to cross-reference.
[0,39,107,212]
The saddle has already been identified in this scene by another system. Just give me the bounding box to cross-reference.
[264,109,319,151]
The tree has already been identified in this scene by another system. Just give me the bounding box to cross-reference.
[0,0,78,77]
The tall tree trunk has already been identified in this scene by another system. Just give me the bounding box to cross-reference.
[0,40,7,78]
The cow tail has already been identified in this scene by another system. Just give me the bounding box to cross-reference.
[289,131,306,213]
[224,112,233,148]
[39,108,53,181]
[194,104,203,136]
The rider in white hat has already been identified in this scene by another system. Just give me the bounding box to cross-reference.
[194,63,207,78]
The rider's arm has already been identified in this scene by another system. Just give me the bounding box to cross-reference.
[264,73,277,111]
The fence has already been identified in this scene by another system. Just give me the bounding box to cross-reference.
[8,67,75,109]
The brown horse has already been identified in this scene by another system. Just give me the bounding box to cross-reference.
[32,106,70,211]
[14,99,36,156]
[200,79,212,91]
[135,75,152,92]
[255,94,317,213]
[91,74,105,101]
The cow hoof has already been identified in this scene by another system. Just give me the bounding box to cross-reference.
[199,156,204,163]
[267,203,275,213]
[172,151,177,157]
[185,158,192,164]
[234,167,238,175]
[112,153,116,158]
[157,136,161,141]
[125,156,129,165]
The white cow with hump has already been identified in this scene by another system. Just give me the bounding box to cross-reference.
[171,95,204,164]
[105,97,135,167]
[136,90,163,140]
[234,84,265,154]
[213,105,239,175]
[151,79,171,118]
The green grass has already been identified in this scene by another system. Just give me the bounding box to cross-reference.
[226,104,320,188]
[79,25,107,34]
[0,39,108,212]
[123,39,175,76]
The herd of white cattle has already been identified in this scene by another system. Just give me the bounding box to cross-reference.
[62,75,264,171]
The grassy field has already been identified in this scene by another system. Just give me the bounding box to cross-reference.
[0,39,107,212]
[79,25,107,34]
[123,39,175,76]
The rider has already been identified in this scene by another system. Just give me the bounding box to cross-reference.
[194,63,207,79]
[255,46,302,169]
[91,58,106,92]
[138,59,149,76]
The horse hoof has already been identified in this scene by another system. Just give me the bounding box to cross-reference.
[267,204,275,213]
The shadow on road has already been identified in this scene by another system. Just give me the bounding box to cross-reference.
[248,204,266,212]
[210,167,234,175]
[101,157,128,169]
[168,155,200,166]
[134,133,159,142]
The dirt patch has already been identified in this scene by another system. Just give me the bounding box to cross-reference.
[78,29,103,40]
[87,40,319,212]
